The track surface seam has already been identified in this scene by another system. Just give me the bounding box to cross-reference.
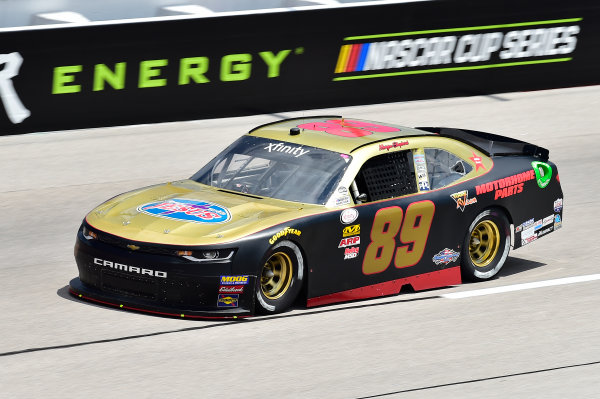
[354,361,600,398]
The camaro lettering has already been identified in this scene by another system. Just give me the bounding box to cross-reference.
[93,257,167,278]
[264,142,310,157]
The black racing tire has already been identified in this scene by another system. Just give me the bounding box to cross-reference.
[461,208,511,281]
[255,240,305,315]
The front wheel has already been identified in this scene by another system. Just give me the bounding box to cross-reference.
[461,208,511,281]
[255,240,304,314]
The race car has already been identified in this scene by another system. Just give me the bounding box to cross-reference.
[70,116,563,318]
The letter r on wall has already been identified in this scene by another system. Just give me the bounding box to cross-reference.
[0,52,31,124]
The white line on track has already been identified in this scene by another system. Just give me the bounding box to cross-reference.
[442,274,600,299]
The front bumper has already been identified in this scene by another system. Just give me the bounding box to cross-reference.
[71,226,255,319]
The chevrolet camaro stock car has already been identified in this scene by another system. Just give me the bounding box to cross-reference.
[70,117,563,318]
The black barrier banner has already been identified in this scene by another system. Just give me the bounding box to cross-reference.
[0,0,599,135]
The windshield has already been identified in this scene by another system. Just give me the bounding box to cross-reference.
[191,136,351,205]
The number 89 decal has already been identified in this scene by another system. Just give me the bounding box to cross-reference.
[362,200,435,275]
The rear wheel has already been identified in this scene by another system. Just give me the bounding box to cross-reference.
[461,208,510,281]
[255,240,304,314]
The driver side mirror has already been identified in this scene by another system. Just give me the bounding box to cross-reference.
[355,193,368,203]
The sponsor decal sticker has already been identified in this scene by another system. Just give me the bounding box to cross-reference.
[469,152,486,171]
[217,294,239,308]
[219,285,244,294]
[450,190,477,212]
[521,226,538,246]
[432,248,460,265]
[297,119,400,138]
[515,218,534,233]
[335,196,351,206]
[379,141,408,151]
[419,181,430,191]
[343,224,360,237]
[554,214,562,230]
[340,208,359,224]
[554,198,563,212]
[543,215,554,227]
[339,236,360,248]
[475,170,535,199]
[93,257,167,278]
[138,198,231,224]
[269,227,301,244]
[532,161,553,188]
[264,142,310,157]
[220,275,249,285]
[537,226,554,238]
[344,246,359,259]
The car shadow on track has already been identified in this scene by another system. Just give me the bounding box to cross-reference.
[497,255,547,278]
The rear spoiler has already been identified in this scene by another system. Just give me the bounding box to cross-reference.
[416,127,549,161]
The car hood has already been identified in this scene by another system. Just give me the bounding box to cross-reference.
[85,180,323,245]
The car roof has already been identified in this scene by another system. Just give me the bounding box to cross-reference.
[248,116,435,154]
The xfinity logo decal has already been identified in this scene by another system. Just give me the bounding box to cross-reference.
[0,52,30,124]
[334,18,581,81]
[264,142,310,157]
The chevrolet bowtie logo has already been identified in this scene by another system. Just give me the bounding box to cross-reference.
[127,244,140,251]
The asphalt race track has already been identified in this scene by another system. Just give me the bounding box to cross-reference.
[1,86,599,398]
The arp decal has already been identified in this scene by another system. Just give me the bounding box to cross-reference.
[339,236,360,248]
[432,248,460,265]
[138,199,231,224]
[532,161,553,188]
[217,294,239,308]
[268,227,301,245]
[363,200,434,274]
[475,170,535,199]
[335,196,352,206]
[220,275,249,285]
[340,208,359,224]
[0,52,30,124]
[343,224,360,237]
[379,141,408,151]
[450,190,477,212]
[297,119,400,138]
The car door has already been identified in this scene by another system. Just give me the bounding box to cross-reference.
[306,139,479,305]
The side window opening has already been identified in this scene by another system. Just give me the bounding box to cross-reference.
[352,150,416,203]
[425,148,473,190]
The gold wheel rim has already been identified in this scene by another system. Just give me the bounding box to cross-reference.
[469,220,500,268]
[261,252,293,300]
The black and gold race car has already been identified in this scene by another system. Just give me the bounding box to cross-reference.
[70,117,563,318]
